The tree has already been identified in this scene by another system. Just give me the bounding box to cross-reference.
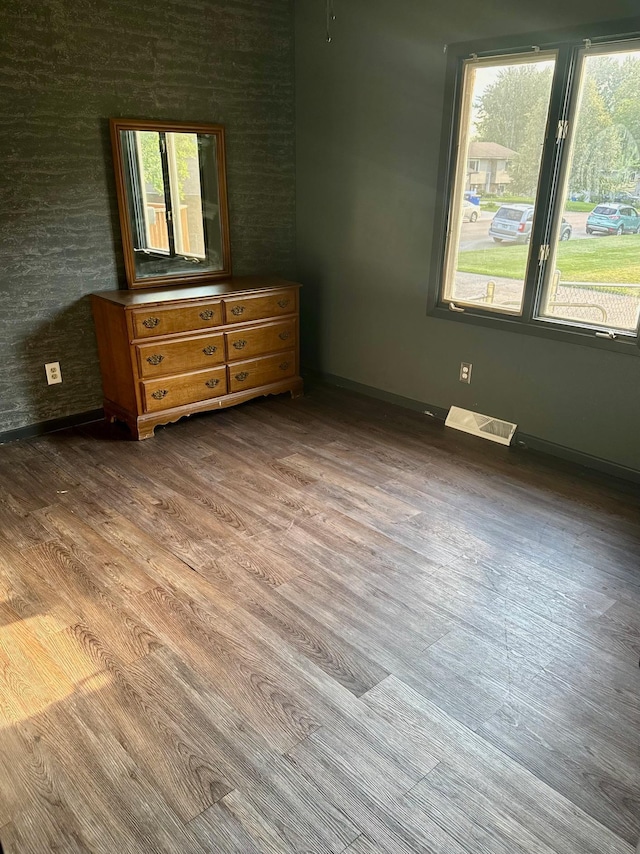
[568,76,619,199]
[610,55,640,176]
[474,64,554,194]
[138,131,198,201]
[475,64,554,151]
[587,55,619,113]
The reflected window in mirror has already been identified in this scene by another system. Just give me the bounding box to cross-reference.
[111,120,231,289]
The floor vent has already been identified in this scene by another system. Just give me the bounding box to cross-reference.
[445,406,517,446]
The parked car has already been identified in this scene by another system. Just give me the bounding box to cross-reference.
[462,198,480,222]
[586,203,640,235]
[489,204,572,243]
[612,192,640,205]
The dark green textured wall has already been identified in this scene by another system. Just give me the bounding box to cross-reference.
[0,0,295,434]
[295,0,640,473]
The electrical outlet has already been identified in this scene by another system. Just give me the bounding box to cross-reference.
[459,362,472,384]
[45,362,62,385]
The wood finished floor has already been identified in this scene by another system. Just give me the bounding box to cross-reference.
[0,383,638,853]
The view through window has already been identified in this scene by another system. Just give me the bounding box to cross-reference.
[438,37,640,340]
[538,46,640,333]
[442,53,556,313]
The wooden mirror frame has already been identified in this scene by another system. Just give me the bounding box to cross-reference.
[110,118,232,290]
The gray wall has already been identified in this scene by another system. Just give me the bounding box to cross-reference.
[295,0,640,472]
[0,0,295,434]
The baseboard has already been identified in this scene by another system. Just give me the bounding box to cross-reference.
[513,434,640,485]
[308,369,640,485]
[304,370,450,420]
[0,408,104,445]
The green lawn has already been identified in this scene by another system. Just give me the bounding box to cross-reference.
[458,234,640,286]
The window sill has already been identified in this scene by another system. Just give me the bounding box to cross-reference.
[427,302,640,356]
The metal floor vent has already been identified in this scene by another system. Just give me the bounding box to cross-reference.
[445,406,517,446]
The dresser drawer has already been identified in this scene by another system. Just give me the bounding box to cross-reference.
[223,289,297,324]
[136,334,224,379]
[228,351,296,394]
[225,320,296,362]
[142,367,227,413]
[131,300,223,339]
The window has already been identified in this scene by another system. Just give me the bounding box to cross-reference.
[127,131,208,261]
[431,24,640,348]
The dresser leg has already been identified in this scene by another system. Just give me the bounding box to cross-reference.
[290,382,304,399]
[134,422,156,440]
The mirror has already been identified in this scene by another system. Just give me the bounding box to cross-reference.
[110,119,231,289]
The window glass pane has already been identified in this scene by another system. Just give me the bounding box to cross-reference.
[538,45,640,334]
[137,131,170,253]
[442,53,556,313]
[166,132,206,258]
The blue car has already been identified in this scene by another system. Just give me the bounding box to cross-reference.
[586,203,640,235]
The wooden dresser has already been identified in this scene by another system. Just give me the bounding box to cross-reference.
[91,276,302,439]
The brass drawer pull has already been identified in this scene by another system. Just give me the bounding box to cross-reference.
[142,316,160,329]
[277,298,290,309]
[235,371,249,381]
[279,361,290,371]
[231,306,245,316]
[205,378,220,389]
[146,354,164,366]
[233,339,247,350]
[151,389,168,400]
[202,345,217,355]
[278,330,291,341]
[199,309,215,321]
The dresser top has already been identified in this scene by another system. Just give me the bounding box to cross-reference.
[93,276,300,307]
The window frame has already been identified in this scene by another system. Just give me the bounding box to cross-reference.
[427,16,640,356]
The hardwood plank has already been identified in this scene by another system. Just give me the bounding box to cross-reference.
[343,837,387,854]
[286,732,468,854]
[94,511,240,613]
[0,728,94,854]
[0,602,76,725]
[0,537,75,636]
[18,707,206,853]
[134,584,323,752]
[439,553,618,626]
[34,504,156,596]
[234,579,389,696]
[363,676,635,854]
[279,568,452,671]
[0,495,54,550]
[282,451,422,527]
[189,799,267,854]
[403,761,567,854]
[23,540,162,665]
[390,625,545,730]
[478,694,640,844]
[190,755,360,854]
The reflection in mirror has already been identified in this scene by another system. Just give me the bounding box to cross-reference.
[111,120,230,288]
[121,129,221,279]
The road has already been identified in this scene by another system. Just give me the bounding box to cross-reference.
[459,210,594,251]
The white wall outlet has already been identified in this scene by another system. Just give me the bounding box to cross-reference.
[459,362,472,384]
[45,362,62,385]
